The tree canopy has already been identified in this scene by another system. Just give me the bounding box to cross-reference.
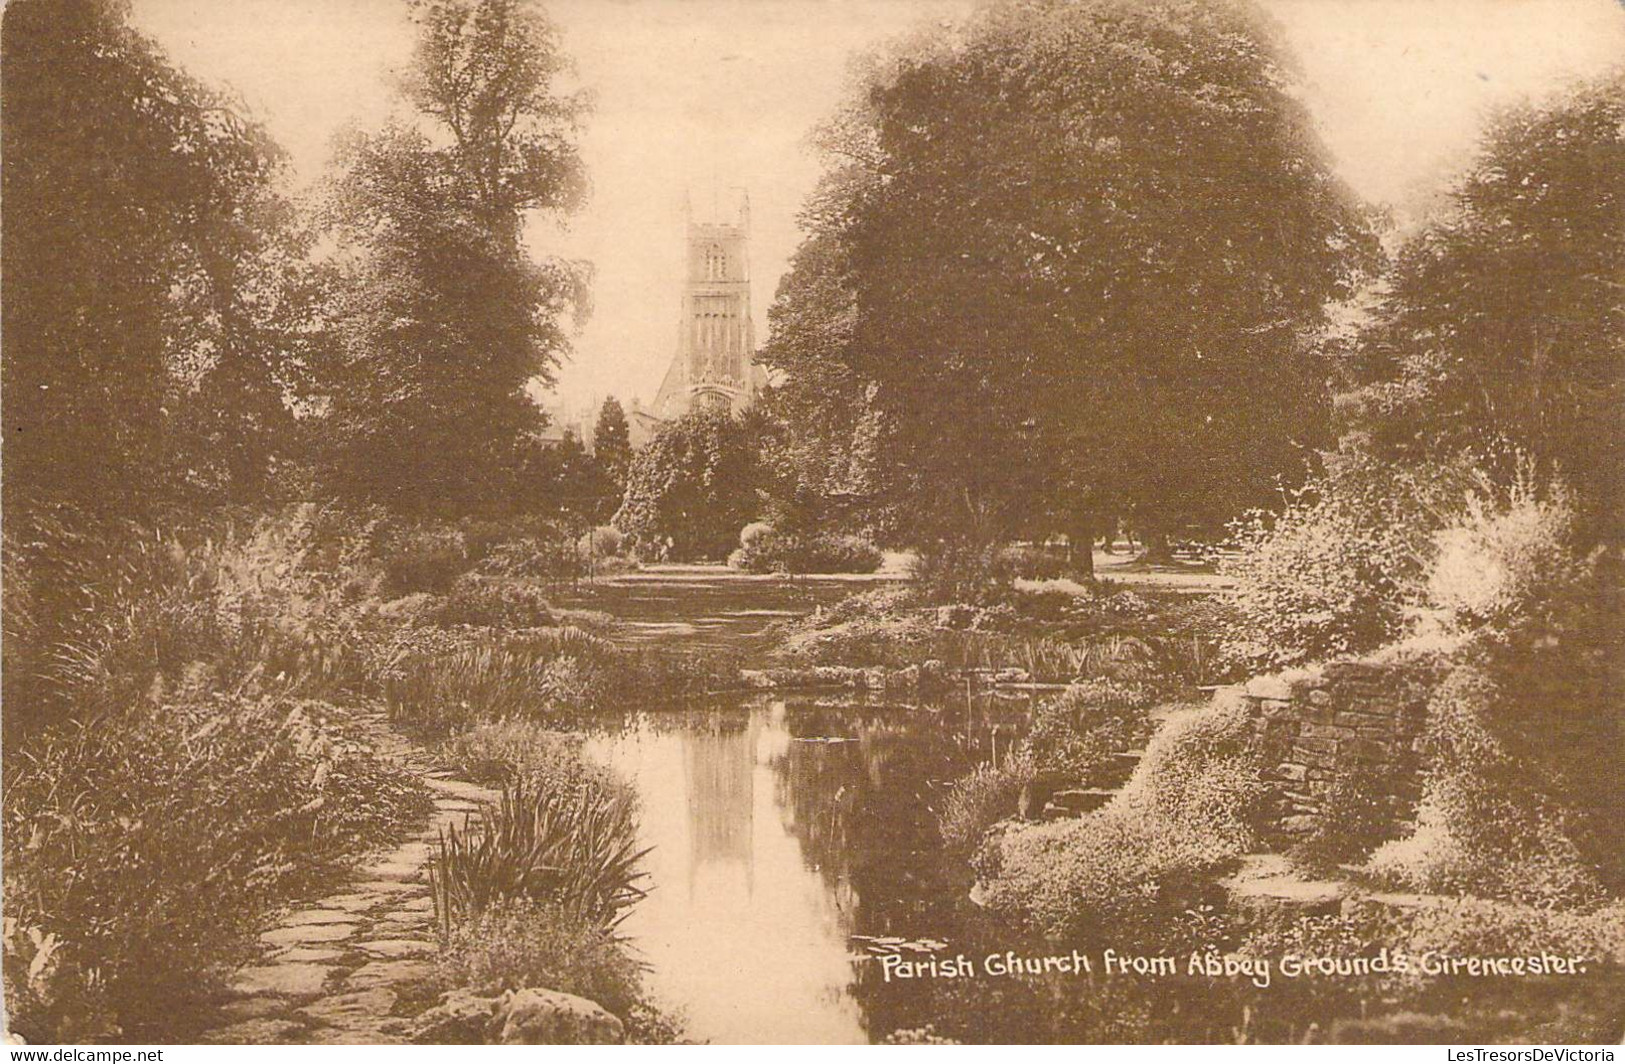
[761,0,1378,562]
[614,409,761,561]
[1337,72,1625,542]
[317,0,589,516]
[2,0,301,510]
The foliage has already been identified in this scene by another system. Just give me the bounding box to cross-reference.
[1422,477,1581,637]
[592,397,634,498]
[437,720,628,793]
[613,408,761,561]
[316,0,589,515]
[977,696,1266,941]
[2,696,425,1041]
[938,755,1033,853]
[1365,665,1606,906]
[1337,72,1625,542]
[760,0,1376,552]
[430,776,649,936]
[1019,680,1155,781]
[380,525,472,595]
[435,899,647,1018]
[728,529,882,574]
[382,626,617,732]
[1,0,307,510]
[1218,458,1475,668]
[432,575,555,629]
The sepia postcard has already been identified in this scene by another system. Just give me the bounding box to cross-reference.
[2,0,1622,1049]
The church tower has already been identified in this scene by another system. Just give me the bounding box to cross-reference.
[650,191,765,420]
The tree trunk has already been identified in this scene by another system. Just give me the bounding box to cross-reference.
[1069,511,1095,579]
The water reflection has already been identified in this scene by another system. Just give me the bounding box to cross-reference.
[585,693,1028,1044]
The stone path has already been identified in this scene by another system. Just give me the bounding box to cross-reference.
[199,711,500,1045]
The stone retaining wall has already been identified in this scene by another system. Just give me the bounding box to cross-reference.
[1241,658,1443,849]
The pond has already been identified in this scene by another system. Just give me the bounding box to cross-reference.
[563,568,1624,1044]
[583,691,1036,1044]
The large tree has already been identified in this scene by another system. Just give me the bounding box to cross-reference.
[592,396,633,495]
[613,409,761,561]
[762,0,1377,568]
[1338,72,1625,543]
[319,0,588,515]
[2,0,300,510]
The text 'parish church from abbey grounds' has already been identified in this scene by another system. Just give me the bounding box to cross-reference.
[645,189,767,427]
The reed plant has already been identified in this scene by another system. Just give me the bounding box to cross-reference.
[430,776,650,938]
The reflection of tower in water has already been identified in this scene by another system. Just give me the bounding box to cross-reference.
[680,717,760,898]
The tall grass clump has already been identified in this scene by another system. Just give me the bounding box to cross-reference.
[382,626,620,731]
[430,776,650,938]
[939,754,1033,852]
[2,696,426,1041]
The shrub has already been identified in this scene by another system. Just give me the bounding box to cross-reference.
[939,755,1033,852]
[430,776,649,936]
[381,526,470,595]
[474,535,584,583]
[909,538,1010,603]
[1,696,425,1041]
[438,721,631,797]
[432,575,555,629]
[1365,665,1605,906]
[1423,480,1579,636]
[1218,459,1479,668]
[436,899,647,1018]
[977,695,1266,941]
[382,627,620,732]
[1019,680,1156,781]
[729,529,883,574]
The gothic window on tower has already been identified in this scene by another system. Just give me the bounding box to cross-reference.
[705,244,726,281]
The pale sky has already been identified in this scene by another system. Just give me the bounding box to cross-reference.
[130,0,1625,411]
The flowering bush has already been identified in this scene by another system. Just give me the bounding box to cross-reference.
[1365,665,1605,906]
[1423,481,1579,636]
[1219,459,1477,668]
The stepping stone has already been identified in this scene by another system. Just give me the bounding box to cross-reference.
[352,879,420,895]
[356,938,436,959]
[203,1017,306,1044]
[285,909,356,926]
[298,988,397,1028]
[276,947,348,963]
[434,799,481,813]
[400,896,435,913]
[383,841,433,864]
[231,963,335,998]
[423,778,499,803]
[345,958,437,990]
[361,859,424,883]
[261,924,357,947]
[374,913,434,934]
[319,893,384,913]
[218,996,287,1022]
